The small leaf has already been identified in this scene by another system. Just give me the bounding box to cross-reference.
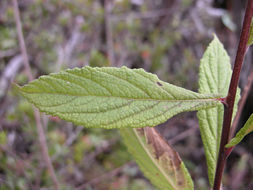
[17,66,221,129]
[120,127,193,190]
[226,114,253,148]
[247,18,253,46]
[197,35,240,186]
[0,131,7,145]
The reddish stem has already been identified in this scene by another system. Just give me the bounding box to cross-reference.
[213,1,253,189]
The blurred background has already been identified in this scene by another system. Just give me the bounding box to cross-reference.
[0,0,253,189]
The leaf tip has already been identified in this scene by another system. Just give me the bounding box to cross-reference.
[212,33,218,39]
[12,83,23,94]
[225,143,233,148]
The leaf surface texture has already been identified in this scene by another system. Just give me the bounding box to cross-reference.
[18,66,221,129]
[226,114,253,147]
[197,36,240,186]
[247,19,253,46]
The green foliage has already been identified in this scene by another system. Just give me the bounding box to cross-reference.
[0,26,17,50]
[17,66,221,129]
[73,136,90,162]
[0,131,7,145]
[16,65,225,189]
[89,50,109,67]
[226,114,253,148]
[120,128,193,190]
[5,0,249,189]
[247,19,253,46]
[197,35,240,186]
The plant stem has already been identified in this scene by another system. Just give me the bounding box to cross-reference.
[12,0,59,189]
[213,1,253,189]
[104,0,115,66]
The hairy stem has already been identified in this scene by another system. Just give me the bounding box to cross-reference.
[213,1,253,189]
[12,0,59,189]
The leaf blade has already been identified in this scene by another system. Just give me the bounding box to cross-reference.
[17,66,221,129]
[247,18,253,46]
[120,128,193,190]
[197,35,240,186]
[226,114,253,148]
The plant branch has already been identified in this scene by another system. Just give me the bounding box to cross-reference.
[0,55,23,99]
[12,0,33,81]
[12,0,59,189]
[230,67,253,138]
[104,0,115,66]
[213,1,253,189]
[169,124,198,145]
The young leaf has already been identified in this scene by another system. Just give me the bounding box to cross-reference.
[226,114,253,148]
[197,35,240,186]
[17,66,221,129]
[247,18,253,46]
[120,127,193,190]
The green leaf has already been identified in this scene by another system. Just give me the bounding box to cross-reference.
[17,66,221,129]
[120,127,193,190]
[247,18,253,46]
[226,114,253,148]
[0,131,7,145]
[197,35,240,186]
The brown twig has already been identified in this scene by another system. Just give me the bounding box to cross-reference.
[213,1,253,189]
[169,124,198,145]
[12,0,33,81]
[230,67,253,138]
[0,49,17,59]
[104,0,115,66]
[12,0,59,189]
[0,55,23,99]
[0,55,23,124]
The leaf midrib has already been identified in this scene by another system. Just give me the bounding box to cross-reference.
[22,91,221,103]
